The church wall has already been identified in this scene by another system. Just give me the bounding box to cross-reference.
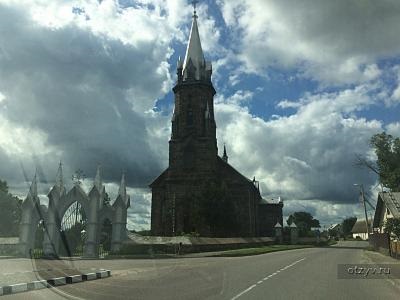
[151,188,165,235]
[257,203,283,237]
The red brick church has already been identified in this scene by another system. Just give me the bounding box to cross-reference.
[150,6,282,237]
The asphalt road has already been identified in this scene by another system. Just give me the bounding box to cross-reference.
[3,241,400,300]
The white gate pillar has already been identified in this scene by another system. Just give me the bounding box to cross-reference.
[19,174,40,257]
[111,174,130,253]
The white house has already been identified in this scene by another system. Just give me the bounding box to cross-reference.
[372,192,400,233]
[351,219,373,240]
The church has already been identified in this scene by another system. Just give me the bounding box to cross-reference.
[150,6,282,237]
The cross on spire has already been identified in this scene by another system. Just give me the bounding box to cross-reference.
[191,0,198,18]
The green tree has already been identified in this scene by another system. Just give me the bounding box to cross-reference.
[103,192,111,207]
[371,133,400,191]
[341,217,357,237]
[0,179,8,193]
[287,211,320,237]
[384,218,400,239]
[357,132,400,191]
[0,179,22,237]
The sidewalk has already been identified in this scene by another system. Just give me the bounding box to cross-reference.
[0,258,110,296]
[363,249,400,265]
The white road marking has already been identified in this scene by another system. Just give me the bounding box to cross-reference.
[231,284,257,300]
[230,258,306,300]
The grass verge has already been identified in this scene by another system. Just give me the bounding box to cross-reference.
[209,244,315,257]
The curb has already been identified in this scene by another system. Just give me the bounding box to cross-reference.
[0,270,111,296]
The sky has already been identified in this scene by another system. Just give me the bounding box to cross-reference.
[1,0,400,230]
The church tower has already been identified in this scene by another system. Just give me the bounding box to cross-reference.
[169,7,217,177]
[150,2,283,237]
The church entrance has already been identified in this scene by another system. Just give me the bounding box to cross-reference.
[60,201,87,257]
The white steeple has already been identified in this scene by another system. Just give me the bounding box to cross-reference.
[183,17,204,73]
[180,1,212,81]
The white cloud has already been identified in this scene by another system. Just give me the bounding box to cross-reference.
[386,122,400,136]
[283,199,371,227]
[215,84,382,206]
[218,0,400,86]
[216,90,254,106]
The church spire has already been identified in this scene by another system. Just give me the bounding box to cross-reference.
[222,144,228,163]
[192,0,198,18]
[181,1,212,81]
[182,11,204,73]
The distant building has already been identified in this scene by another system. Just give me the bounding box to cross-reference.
[351,219,373,240]
[372,192,400,233]
[150,6,283,237]
[327,224,341,239]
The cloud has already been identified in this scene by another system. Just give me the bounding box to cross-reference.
[283,199,372,227]
[218,0,400,86]
[0,1,176,189]
[215,84,383,208]
[386,122,400,136]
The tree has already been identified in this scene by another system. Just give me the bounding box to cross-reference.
[287,211,320,237]
[0,179,22,237]
[328,226,341,239]
[384,218,400,239]
[356,132,400,191]
[0,179,8,193]
[103,192,111,207]
[341,217,357,237]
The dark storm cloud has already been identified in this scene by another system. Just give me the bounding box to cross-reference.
[0,4,169,187]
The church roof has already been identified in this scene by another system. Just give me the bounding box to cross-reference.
[149,168,169,188]
[149,158,258,191]
[217,157,259,192]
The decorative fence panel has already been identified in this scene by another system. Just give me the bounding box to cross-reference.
[391,241,400,259]
[369,233,390,251]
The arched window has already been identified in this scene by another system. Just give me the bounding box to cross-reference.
[183,144,195,169]
[187,110,193,126]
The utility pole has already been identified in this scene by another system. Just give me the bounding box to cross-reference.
[354,184,369,239]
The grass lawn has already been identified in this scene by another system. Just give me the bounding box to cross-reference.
[209,244,316,257]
